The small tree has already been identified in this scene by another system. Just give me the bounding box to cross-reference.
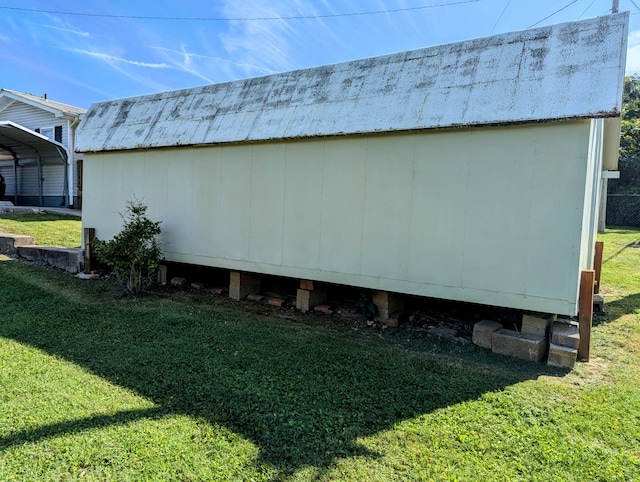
[93,200,162,296]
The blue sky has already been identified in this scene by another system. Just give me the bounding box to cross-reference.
[0,0,638,109]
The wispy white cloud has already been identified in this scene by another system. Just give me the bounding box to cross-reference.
[42,24,90,37]
[71,49,173,69]
[219,0,332,74]
[152,45,276,79]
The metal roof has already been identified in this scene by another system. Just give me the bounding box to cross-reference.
[0,121,68,165]
[0,89,86,118]
[76,13,629,153]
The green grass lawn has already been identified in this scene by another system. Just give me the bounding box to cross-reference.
[0,213,82,247]
[0,229,639,481]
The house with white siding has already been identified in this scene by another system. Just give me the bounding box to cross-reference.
[77,14,627,320]
[0,89,85,207]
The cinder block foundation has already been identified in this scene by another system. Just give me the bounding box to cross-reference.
[593,294,604,313]
[472,320,503,349]
[551,321,580,349]
[373,291,404,323]
[491,329,547,362]
[296,288,327,312]
[229,271,261,301]
[157,264,168,285]
[548,343,578,369]
[521,312,556,337]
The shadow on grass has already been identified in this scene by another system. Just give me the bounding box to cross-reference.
[0,262,558,472]
[0,408,166,451]
[593,292,640,327]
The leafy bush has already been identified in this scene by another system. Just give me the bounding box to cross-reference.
[93,200,162,295]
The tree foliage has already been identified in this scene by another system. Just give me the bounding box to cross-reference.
[616,75,640,191]
[93,200,162,296]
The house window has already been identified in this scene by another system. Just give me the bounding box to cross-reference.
[38,126,63,142]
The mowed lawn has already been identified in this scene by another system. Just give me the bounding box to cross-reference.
[0,228,638,481]
[0,213,82,247]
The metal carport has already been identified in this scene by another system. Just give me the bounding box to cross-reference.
[0,121,69,206]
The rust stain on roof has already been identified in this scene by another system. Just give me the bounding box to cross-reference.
[76,13,629,153]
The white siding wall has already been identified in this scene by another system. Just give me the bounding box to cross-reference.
[83,120,595,315]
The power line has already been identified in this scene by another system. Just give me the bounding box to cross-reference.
[526,0,578,29]
[0,1,480,22]
[489,0,512,35]
[629,0,640,12]
[578,0,597,19]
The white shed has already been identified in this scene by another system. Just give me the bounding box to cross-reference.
[76,14,628,317]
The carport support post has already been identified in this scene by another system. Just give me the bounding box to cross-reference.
[578,270,595,362]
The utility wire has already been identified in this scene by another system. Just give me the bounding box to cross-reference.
[578,0,597,18]
[489,0,512,34]
[629,0,640,12]
[526,0,578,29]
[0,0,480,22]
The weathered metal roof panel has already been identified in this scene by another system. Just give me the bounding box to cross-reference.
[76,13,629,153]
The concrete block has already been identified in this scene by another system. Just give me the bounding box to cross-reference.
[551,321,580,349]
[385,311,401,327]
[300,279,315,291]
[521,312,556,337]
[593,294,604,313]
[171,277,186,287]
[547,343,578,369]
[229,271,261,300]
[17,246,83,273]
[472,320,503,349]
[373,291,404,322]
[492,329,547,362]
[313,304,333,314]
[157,264,168,285]
[0,233,35,254]
[296,288,327,312]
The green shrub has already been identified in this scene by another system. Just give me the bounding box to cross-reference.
[93,200,162,295]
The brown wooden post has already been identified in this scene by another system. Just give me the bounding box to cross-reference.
[578,270,595,362]
[594,241,604,294]
[83,227,95,273]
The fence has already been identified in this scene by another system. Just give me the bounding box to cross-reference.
[606,194,640,227]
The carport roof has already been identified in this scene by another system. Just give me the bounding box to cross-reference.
[0,121,68,165]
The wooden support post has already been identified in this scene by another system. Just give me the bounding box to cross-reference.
[578,270,595,362]
[83,227,95,273]
[594,241,604,294]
